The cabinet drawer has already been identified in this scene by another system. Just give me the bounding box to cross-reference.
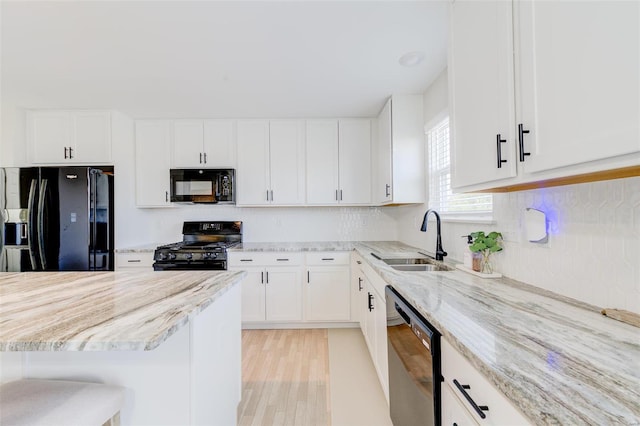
[228,252,303,266]
[116,252,154,269]
[306,252,350,265]
[442,339,531,425]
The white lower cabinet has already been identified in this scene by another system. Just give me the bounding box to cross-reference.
[229,252,303,323]
[350,252,366,327]
[442,382,482,426]
[115,252,154,270]
[231,251,354,326]
[361,263,390,402]
[441,338,531,425]
[305,252,351,322]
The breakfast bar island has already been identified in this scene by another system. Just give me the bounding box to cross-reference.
[0,270,245,426]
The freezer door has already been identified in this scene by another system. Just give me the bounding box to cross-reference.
[57,167,90,270]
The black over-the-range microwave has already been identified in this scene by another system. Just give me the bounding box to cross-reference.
[169,169,235,204]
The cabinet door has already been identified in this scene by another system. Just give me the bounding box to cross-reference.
[172,120,205,167]
[28,111,72,163]
[269,121,305,205]
[135,121,172,207]
[73,111,112,163]
[376,99,393,204]
[449,0,517,189]
[265,267,302,321]
[363,280,377,361]
[372,287,389,400]
[203,120,236,168]
[306,120,339,205]
[238,268,266,322]
[338,120,372,205]
[516,0,640,174]
[441,382,479,426]
[350,255,366,325]
[305,266,351,321]
[237,120,270,205]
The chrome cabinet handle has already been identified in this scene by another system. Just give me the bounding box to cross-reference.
[199,153,203,163]
[453,379,489,419]
[385,184,390,197]
[127,259,141,263]
[518,123,530,162]
[64,147,68,159]
[307,271,310,283]
[165,191,169,202]
[261,271,264,284]
[496,134,507,168]
[321,258,334,261]
[203,153,207,164]
[68,147,73,159]
[335,190,338,201]
[358,277,363,291]
[368,292,374,311]
[339,190,343,201]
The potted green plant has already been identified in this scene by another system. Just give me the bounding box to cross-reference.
[469,231,503,274]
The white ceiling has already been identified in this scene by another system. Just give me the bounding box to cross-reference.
[1,1,449,119]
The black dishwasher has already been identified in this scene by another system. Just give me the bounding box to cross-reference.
[386,286,441,426]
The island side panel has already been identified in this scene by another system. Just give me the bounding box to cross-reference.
[22,324,192,425]
[191,283,242,425]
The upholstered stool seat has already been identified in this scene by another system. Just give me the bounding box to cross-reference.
[0,379,126,426]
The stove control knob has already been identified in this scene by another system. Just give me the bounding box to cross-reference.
[168,253,177,260]
[204,252,217,259]
[185,253,193,260]
[156,253,166,261]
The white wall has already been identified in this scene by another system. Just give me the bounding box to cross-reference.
[389,69,640,314]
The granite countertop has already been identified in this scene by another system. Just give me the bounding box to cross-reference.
[0,270,245,351]
[233,241,640,425]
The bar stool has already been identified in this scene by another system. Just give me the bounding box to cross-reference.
[0,379,126,426]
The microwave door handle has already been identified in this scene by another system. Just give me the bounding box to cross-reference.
[37,179,49,270]
[27,178,39,270]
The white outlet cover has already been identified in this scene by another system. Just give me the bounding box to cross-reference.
[524,208,547,243]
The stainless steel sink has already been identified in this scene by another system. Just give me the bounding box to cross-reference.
[390,264,451,272]
[376,255,453,272]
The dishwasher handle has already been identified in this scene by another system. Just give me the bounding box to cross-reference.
[395,303,412,326]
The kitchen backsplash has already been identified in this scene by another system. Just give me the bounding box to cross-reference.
[392,176,640,314]
[115,205,397,247]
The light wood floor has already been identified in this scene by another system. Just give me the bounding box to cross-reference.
[239,329,331,426]
[238,328,392,426]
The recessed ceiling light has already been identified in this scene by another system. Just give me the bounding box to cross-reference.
[399,51,426,67]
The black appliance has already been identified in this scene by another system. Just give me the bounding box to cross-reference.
[153,221,242,271]
[0,167,114,272]
[170,169,235,204]
[386,285,441,426]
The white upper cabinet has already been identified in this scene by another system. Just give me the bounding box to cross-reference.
[27,110,112,164]
[135,120,172,207]
[375,95,426,205]
[339,120,372,205]
[236,120,305,206]
[172,119,236,168]
[306,120,340,205]
[306,119,372,205]
[450,0,640,192]
[268,120,305,205]
[376,99,393,204]
[515,0,640,175]
[449,0,517,189]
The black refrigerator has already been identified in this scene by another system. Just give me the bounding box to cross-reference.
[0,166,114,272]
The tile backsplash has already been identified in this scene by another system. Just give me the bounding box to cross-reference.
[393,177,640,314]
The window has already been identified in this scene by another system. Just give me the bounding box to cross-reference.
[427,116,492,217]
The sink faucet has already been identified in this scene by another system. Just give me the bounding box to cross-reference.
[420,209,447,261]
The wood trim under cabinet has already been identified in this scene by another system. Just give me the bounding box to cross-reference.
[475,165,640,193]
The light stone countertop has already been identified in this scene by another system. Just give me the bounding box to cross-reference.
[115,244,160,254]
[232,241,640,425]
[0,270,245,351]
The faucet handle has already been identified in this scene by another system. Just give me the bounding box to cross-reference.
[461,235,472,244]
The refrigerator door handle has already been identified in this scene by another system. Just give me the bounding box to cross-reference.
[90,169,98,271]
[27,179,39,270]
[37,178,49,270]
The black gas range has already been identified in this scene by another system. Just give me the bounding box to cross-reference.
[153,221,242,271]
